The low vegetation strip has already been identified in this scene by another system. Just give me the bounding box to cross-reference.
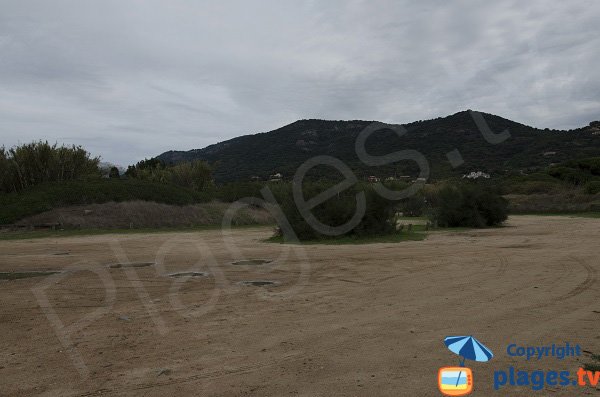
[0,224,270,241]
[0,179,212,224]
[506,193,600,213]
[267,227,427,245]
[7,200,272,230]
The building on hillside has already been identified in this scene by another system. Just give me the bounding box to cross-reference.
[462,171,490,179]
[367,175,380,183]
[269,173,283,182]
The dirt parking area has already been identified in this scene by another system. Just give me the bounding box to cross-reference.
[0,216,598,396]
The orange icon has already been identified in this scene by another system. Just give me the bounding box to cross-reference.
[438,366,473,396]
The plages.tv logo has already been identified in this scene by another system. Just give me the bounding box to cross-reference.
[438,336,494,396]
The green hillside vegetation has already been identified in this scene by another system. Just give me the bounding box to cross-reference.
[3,126,599,236]
[500,157,600,195]
[156,111,600,183]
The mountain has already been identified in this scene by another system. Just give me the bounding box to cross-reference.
[156,111,600,183]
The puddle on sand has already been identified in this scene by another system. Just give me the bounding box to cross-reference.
[238,280,278,287]
[108,262,155,269]
[231,259,271,266]
[167,272,208,278]
[0,271,59,280]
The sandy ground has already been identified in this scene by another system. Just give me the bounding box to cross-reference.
[0,215,598,396]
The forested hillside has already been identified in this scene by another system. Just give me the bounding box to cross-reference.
[157,111,600,182]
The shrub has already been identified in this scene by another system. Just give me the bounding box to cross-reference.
[216,181,265,202]
[274,182,397,240]
[400,194,426,216]
[429,183,508,227]
[108,167,120,178]
[584,181,600,195]
[546,158,600,186]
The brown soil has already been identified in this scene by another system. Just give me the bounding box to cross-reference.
[0,215,598,396]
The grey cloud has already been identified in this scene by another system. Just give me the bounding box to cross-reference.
[0,0,599,165]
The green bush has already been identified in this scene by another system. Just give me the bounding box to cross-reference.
[546,157,600,186]
[584,181,600,195]
[429,183,508,227]
[215,181,265,202]
[274,182,397,240]
[400,194,426,216]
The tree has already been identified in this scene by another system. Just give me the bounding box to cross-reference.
[125,159,213,192]
[0,142,100,193]
[109,167,120,179]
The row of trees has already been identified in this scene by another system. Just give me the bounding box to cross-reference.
[0,142,214,194]
[125,158,212,192]
[0,142,100,193]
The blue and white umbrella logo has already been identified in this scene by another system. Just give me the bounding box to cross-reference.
[444,335,494,366]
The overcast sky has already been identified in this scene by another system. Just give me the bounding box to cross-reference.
[1,1,599,165]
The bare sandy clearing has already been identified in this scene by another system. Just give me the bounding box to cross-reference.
[0,216,598,396]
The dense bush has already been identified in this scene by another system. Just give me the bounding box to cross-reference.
[0,142,100,193]
[547,158,600,187]
[126,158,212,191]
[429,183,508,227]
[547,166,590,185]
[0,179,211,224]
[584,181,600,195]
[215,181,266,202]
[400,194,426,216]
[274,182,397,240]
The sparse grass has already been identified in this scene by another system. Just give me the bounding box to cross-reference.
[511,212,600,218]
[0,224,271,241]
[584,354,600,372]
[429,226,474,233]
[266,225,428,245]
[0,271,59,280]
[264,222,493,245]
[395,216,428,222]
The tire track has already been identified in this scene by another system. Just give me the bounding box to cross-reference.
[560,256,597,300]
[516,256,596,312]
